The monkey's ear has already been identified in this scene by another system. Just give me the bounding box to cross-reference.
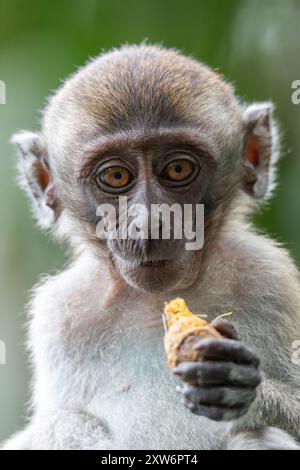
[242,103,279,200]
[11,131,60,229]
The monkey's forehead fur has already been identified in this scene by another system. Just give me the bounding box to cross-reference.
[42,45,243,161]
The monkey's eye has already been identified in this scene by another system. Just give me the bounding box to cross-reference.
[97,166,133,190]
[161,159,196,183]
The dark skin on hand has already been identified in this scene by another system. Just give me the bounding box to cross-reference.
[174,320,262,422]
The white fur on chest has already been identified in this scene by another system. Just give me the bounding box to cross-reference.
[86,330,230,450]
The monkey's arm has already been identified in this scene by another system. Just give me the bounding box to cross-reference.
[231,307,300,443]
[174,319,300,449]
[1,263,116,451]
[1,410,112,450]
[225,377,300,449]
[230,376,300,437]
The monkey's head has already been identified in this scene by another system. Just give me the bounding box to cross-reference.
[13,45,279,292]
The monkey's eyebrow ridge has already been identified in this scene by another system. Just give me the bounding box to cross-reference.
[78,127,216,179]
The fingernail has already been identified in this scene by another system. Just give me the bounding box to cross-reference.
[193,341,205,351]
[173,367,182,376]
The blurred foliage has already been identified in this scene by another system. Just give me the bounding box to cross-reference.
[0,0,300,442]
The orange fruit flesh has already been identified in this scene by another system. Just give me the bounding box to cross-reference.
[164,298,222,368]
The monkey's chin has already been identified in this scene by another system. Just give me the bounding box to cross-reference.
[115,259,182,293]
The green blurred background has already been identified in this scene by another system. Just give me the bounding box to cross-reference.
[1,0,300,442]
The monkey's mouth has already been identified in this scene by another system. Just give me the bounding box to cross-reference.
[111,253,176,272]
[138,259,174,268]
[112,254,180,291]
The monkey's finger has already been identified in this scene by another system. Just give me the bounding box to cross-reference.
[211,319,239,340]
[180,399,250,422]
[177,383,256,409]
[173,361,261,388]
[193,338,260,367]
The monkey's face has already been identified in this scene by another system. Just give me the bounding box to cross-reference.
[74,129,219,292]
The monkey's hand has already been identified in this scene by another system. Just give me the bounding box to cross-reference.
[173,320,261,422]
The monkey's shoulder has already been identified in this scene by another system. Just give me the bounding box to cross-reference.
[28,253,112,323]
[194,231,300,327]
[211,230,300,287]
